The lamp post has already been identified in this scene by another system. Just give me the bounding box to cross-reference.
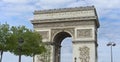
[74,57,77,62]
[107,42,116,62]
[18,37,24,62]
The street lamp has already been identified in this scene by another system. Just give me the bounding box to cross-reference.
[74,57,77,62]
[18,37,24,62]
[107,42,116,62]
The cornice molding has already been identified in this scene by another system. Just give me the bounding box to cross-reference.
[34,6,95,14]
[31,16,99,28]
[31,16,96,23]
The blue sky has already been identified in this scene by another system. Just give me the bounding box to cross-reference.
[0,0,120,62]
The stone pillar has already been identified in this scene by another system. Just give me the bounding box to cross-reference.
[34,44,54,62]
[72,41,97,62]
[54,46,61,62]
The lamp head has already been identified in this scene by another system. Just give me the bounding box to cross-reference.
[107,42,116,46]
[107,43,112,46]
[112,43,116,46]
[18,37,24,44]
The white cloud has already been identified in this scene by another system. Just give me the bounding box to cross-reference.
[34,0,120,21]
[67,0,120,17]
[0,3,37,21]
[1,0,120,20]
[1,4,35,13]
[36,0,75,9]
[91,0,120,9]
[39,0,73,4]
[67,0,92,7]
[2,0,30,3]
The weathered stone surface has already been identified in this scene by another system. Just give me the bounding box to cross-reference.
[77,29,92,38]
[32,6,99,62]
[34,6,95,14]
[39,31,49,40]
[34,10,95,20]
[51,28,75,40]
[79,46,90,62]
[33,21,95,28]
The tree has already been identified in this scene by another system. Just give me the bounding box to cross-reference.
[0,24,46,62]
[0,23,10,62]
[7,26,46,62]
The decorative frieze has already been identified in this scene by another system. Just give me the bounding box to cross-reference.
[79,46,90,62]
[39,31,49,41]
[33,21,94,28]
[34,10,95,20]
[77,29,92,38]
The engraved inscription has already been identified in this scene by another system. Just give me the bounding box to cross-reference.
[34,10,95,20]
[77,29,92,38]
[39,31,49,40]
[79,46,90,62]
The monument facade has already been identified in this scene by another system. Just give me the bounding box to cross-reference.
[31,6,100,62]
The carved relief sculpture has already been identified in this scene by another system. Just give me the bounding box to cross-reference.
[77,29,92,38]
[39,31,49,40]
[37,45,51,62]
[79,46,90,62]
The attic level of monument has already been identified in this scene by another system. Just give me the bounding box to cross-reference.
[34,6,96,14]
[31,6,99,28]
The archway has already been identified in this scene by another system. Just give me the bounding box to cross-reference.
[61,37,72,62]
[32,6,100,62]
[53,32,72,62]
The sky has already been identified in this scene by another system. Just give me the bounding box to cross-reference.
[0,0,120,62]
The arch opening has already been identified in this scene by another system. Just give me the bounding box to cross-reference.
[53,32,72,62]
[61,37,72,62]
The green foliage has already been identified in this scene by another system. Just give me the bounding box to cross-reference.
[0,23,10,51]
[0,23,46,62]
[0,23,11,62]
[37,45,51,62]
[0,24,46,62]
[7,26,46,56]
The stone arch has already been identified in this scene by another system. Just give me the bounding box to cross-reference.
[53,31,72,62]
[51,28,74,42]
[53,31,72,41]
[32,6,100,62]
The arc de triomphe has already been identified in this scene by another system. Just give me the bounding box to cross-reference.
[31,6,100,62]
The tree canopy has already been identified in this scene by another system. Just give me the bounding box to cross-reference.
[7,26,46,56]
[0,23,46,62]
[0,23,10,51]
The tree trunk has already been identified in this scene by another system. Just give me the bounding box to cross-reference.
[0,50,3,62]
[19,53,21,62]
[33,55,35,62]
